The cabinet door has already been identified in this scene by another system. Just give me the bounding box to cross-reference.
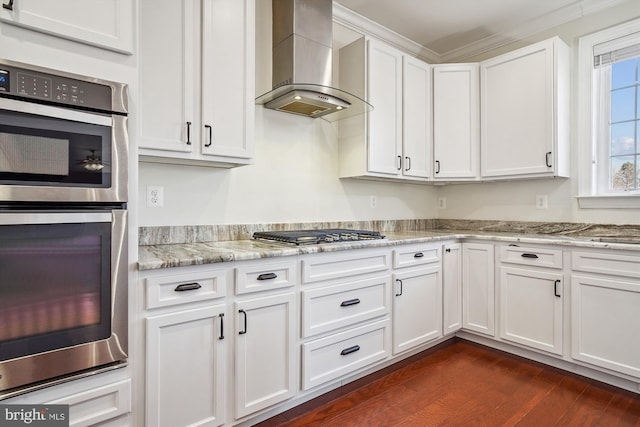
[481,38,565,178]
[462,243,495,336]
[572,274,640,378]
[139,0,198,154]
[499,267,563,355]
[367,40,403,176]
[0,0,134,54]
[392,266,442,354]
[443,243,462,335]
[201,0,254,160]
[146,304,226,427]
[402,56,431,179]
[433,64,479,180]
[235,292,297,419]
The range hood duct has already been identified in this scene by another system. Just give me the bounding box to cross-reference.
[255,0,372,121]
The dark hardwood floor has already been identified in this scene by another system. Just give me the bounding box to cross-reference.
[256,339,640,426]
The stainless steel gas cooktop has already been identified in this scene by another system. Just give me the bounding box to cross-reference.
[252,229,385,245]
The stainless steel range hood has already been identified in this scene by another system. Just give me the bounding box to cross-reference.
[255,0,372,121]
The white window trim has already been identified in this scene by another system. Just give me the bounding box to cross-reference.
[577,18,640,209]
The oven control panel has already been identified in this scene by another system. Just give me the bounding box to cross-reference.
[0,63,113,112]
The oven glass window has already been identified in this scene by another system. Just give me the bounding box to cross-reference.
[0,221,111,361]
[0,110,111,188]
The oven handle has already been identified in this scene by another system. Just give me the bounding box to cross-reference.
[0,212,113,225]
[0,98,113,126]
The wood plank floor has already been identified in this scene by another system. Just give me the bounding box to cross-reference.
[256,339,640,426]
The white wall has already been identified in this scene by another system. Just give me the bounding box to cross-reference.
[138,107,439,226]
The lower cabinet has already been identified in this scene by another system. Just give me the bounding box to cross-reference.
[234,292,297,419]
[301,319,391,390]
[392,266,442,354]
[571,250,640,379]
[462,242,495,336]
[499,266,563,355]
[443,243,462,335]
[146,304,226,427]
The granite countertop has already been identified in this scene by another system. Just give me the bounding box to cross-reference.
[138,224,640,271]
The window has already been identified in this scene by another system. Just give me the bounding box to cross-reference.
[578,19,640,208]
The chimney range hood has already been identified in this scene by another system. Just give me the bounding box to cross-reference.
[255,0,372,121]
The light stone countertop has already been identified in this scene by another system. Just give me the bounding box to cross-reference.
[137,229,640,271]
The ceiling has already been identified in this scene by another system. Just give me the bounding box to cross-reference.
[335,0,630,61]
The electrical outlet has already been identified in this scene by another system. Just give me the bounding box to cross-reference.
[147,186,164,208]
[370,195,377,208]
[535,194,548,209]
[438,197,447,209]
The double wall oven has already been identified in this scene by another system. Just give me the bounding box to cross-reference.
[0,59,128,398]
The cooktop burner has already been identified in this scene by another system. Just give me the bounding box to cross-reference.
[252,229,385,245]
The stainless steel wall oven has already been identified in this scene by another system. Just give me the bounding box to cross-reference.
[0,59,128,398]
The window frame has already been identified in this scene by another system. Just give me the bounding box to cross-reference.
[577,18,640,209]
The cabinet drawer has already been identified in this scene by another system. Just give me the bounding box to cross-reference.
[145,270,227,309]
[393,244,440,269]
[302,319,390,390]
[572,251,640,279]
[302,275,391,338]
[500,245,562,269]
[301,250,390,284]
[235,259,298,294]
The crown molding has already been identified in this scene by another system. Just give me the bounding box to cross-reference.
[332,2,441,63]
[334,0,632,63]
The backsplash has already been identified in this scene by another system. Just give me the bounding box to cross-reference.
[139,218,640,246]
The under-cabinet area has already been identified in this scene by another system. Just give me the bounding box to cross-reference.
[136,238,640,426]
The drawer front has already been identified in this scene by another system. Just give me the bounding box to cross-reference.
[146,270,227,309]
[572,251,640,279]
[500,245,563,269]
[235,259,298,295]
[393,244,440,269]
[301,250,390,284]
[302,275,391,338]
[302,319,390,390]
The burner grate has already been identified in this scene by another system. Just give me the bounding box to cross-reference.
[252,229,385,245]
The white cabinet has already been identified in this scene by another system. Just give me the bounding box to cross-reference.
[339,38,431,181]
[402,55,432,179]
[138,0,254,167]
[300,248,392,390]
[146,305,226,427]
[443,243,462,335]
[234,291,297,418]
[143,269,228,427]
[0,0,134,54]
[571,251,640,379]
[392,265,442,354]
[462,242,495,336]
[432,64,480,180]
[392,244,442,354]
[498,245,564,356]
[480,37,569,179]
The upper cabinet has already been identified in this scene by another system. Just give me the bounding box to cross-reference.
[138,0,254,167]
[432,64,480,181]
[339,38,431,182]
[0,0,134,54]
[480,37,569,179]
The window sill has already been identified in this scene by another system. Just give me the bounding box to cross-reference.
[577,194,640,209]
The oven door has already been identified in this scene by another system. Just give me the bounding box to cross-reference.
[0,97,127,203]
[0,209,127,397]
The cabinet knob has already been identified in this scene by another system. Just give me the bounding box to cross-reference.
[3,0,14,11]
[340,345,360,356]
[257,272,277,281]
[435,160,441,174]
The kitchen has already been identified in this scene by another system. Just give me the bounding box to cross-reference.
[1,0,640,426]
